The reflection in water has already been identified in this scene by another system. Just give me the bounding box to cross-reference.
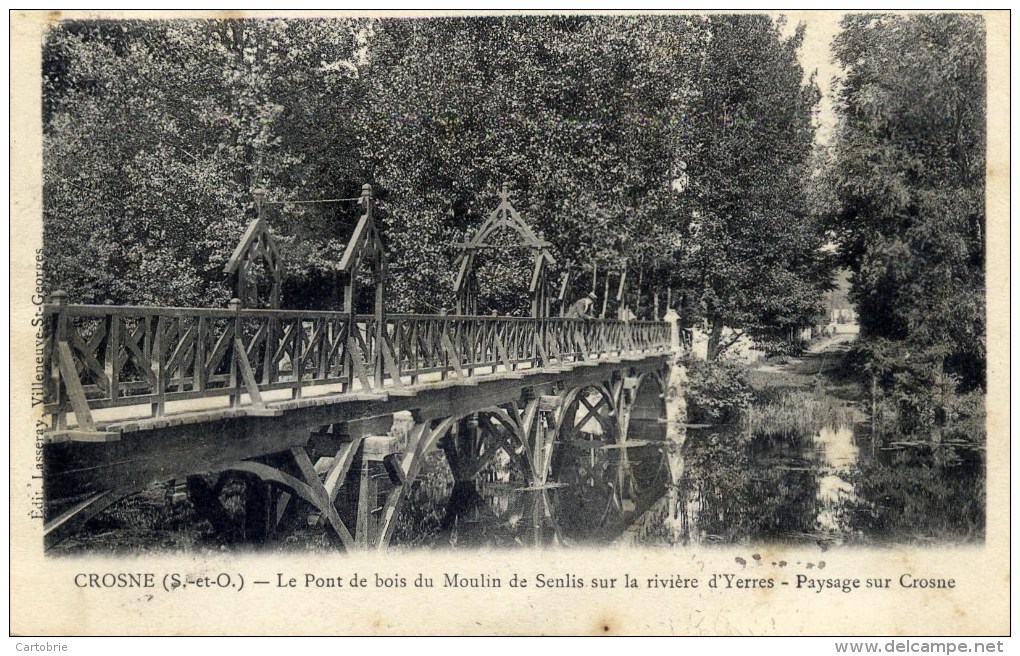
[391,418,672,549]
[391,394,984,550]
[814,426,858,533]
[633,420,984,547]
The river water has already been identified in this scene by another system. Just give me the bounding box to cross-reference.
[393,386,985,549]
[390,416,674,549]
[631,419,984,547]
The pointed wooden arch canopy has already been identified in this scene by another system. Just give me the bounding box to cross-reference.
[225,185,385,312]
[338,183,387,314]
[454,183,557,317]
[224,191,283,308]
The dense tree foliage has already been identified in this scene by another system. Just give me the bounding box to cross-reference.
[42,15,831,356]
[826,14,986,404]
[673,16,830,358]
[43,19,367,307]
[356,16,700,314]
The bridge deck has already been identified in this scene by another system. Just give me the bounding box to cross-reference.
[41,303,672,440]
[41,303,673,506]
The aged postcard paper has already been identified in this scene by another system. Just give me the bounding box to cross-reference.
[10,9,1009,636]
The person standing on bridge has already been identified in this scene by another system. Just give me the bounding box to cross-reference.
[566,291,597,320]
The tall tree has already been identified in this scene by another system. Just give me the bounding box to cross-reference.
[828,14,985,391]
[671,15,830,359]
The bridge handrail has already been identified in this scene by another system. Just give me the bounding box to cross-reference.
[41,299,672,431]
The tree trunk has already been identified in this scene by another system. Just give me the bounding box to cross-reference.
[707,317,724,361]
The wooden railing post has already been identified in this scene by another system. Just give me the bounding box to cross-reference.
[48,291,98,431]
[48,291,68,429]
[104,302,120,403]
[151,313,166,417]
[229,298,242,407]
[663,309,680,352]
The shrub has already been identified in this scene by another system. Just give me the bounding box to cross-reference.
[683,357,754,424]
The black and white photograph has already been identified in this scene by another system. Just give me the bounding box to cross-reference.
[9,9,1009,639]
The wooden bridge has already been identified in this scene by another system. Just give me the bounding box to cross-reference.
[40,184,681,550]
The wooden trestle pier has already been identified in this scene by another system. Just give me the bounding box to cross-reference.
[40,183,679,550]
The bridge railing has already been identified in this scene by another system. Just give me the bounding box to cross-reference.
[42,294,672,430]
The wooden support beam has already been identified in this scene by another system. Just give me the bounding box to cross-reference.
[373,416,458,549]
[440,332,464,377]
[243,473,273,543]
[234,338,265,407]
[382,454,406,486]
[355,461,374,549]
[348,336,371,390]
[44,487,137,550]
[230,451,356,550]
[379,336,404,388]
[574,393,610,436]
[56,341,96,431]
[323,440,360,503]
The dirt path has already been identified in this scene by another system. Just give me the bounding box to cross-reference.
[749,325,860,398]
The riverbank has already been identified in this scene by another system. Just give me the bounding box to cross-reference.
[631,325,985,547]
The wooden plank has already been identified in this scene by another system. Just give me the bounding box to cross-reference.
[246,407,283,417]
[44,429,120,444]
